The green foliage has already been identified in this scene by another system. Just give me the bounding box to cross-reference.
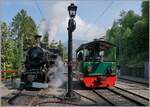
[105,1,149,67]
[119,10,140,29]
[126,52,149,67]
[104,48,116,61]
[49,40,58,48]
[11,9,37,68]
[1,22,19,70]
[1,9,37,70]
[11,9,37,51]
[57,40,64,58]
[142,1,149,22]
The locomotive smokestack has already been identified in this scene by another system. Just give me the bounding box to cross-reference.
[34,35,42,47]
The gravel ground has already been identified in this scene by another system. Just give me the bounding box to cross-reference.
[1,78,149,106]
[116,80,149,98]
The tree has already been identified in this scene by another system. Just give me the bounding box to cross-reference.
[119,10,140,29]
[11,9,37,50]
[142,1,149,22]
[1,22,19,70]
[105,1,149,67]
[11,9,37,66]
[132,1,149,54]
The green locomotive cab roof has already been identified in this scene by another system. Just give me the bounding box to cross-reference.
[76,39,115,52]
[76,39,117,62]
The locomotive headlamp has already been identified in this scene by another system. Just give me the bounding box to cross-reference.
[68,3,77,18]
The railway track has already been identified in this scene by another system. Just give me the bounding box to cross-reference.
[6,87,149,106]
[74,87,149,106]
[118,77,149,86]
[93,87,149,106]
[114,86,149,100]
[4,78,149,106]
[73,89,112,106]
[5,87,149,106]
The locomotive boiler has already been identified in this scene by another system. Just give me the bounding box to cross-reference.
[20,35,59,89]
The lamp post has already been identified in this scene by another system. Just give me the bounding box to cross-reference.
[65,3,78,100]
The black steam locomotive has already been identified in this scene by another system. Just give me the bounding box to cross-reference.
[20,35,59,89]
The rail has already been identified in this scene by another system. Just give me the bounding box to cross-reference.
[108,87,148,106]
[114,86,149,100]
[118,76,149,85]
[92,88,148,106]
[92,89,115,106]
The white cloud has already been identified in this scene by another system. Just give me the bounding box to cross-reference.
[39,1,106,43]
[75,15,106,41]
[62,15,106,41]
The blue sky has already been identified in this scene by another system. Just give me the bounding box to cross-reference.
[0,0,142,43]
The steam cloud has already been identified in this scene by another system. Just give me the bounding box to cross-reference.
[38,1,106,44]
[39,1,73,44]
[47,56,67,88]
[38,19,47,40]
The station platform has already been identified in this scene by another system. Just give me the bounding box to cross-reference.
[118,75,149,85]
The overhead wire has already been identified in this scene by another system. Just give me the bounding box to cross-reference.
[93,0,114,25]
[34,0,47,37]
[84,0,114,38]
[35,0,45,19]
[34,0,114,39]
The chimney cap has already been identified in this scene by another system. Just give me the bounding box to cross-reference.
[34,35,42,38]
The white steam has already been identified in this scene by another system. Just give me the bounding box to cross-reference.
[38,19,47,40]
[38,1,73,44]
[38,1,106,43]
[48,56,67,88]
[48,1,71,44]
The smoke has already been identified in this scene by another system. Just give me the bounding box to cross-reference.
[47,56,67,88]
[38,0,105,43]
[48,1,76,44]
[38,19,47,40]
[12,56,67,89]
[38,1,74,44]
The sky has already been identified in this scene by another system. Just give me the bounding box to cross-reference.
[0,0,142,43]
